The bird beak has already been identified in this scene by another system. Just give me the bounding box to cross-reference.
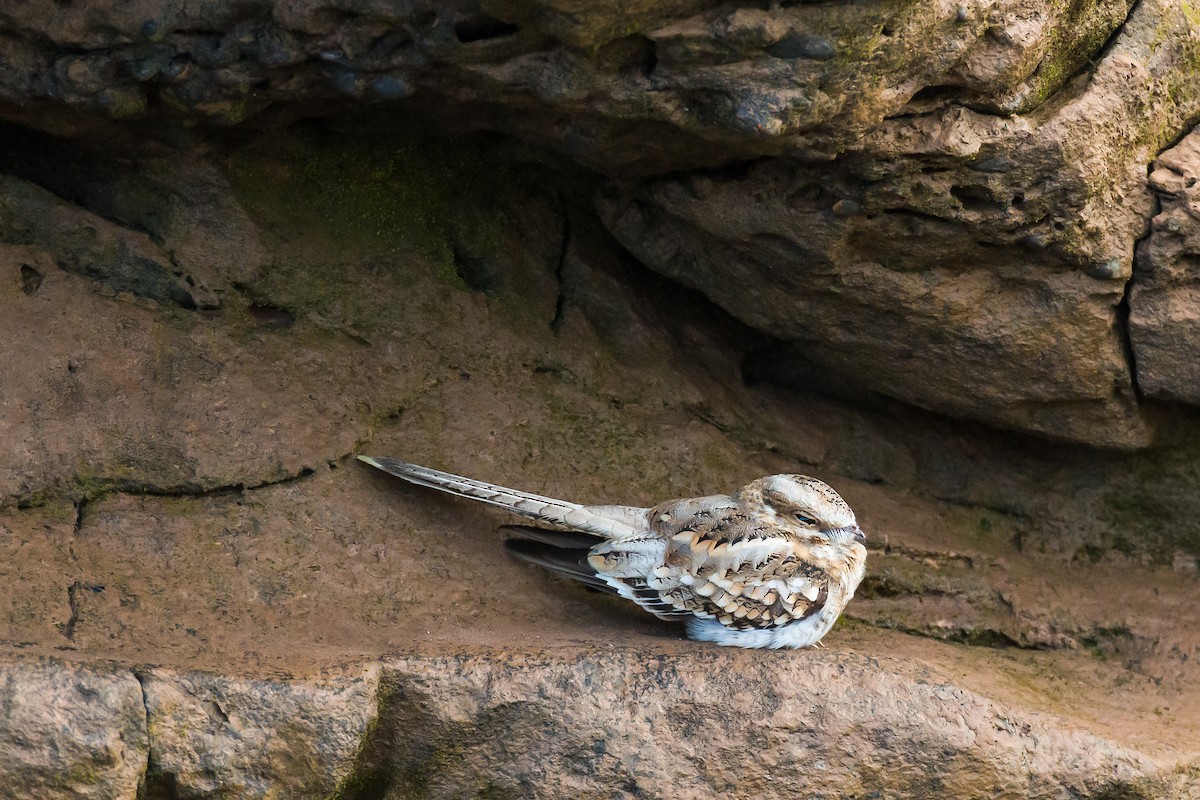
[850,526,866,546]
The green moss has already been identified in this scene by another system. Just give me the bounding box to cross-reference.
[1022,0,1130,111]
[327,677,399,800]
[1162,4,1200,140]
[1079,624,1133,659]
[53,762,104,789]
[228,132,517,278]
[224,129,555,339]
[1183,0,1200,29]
[1045,0,1200,262]
[5,485,58,511]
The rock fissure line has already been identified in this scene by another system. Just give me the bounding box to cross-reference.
[849,615,1029,650]
[875,544,978,569]
[1119,269,1143,401]
[1081,0,1143,77]
[1121,182,1158,400]
[2,466,318,514]
[56,581,109,644]
[549,193,571,335]
[71,496,87,535]
[130,668,165,800]
[120,467,319,501]
[59,582,82,642]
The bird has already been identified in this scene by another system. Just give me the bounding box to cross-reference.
[357,455,868,649]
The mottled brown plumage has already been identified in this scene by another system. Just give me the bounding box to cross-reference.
[359,456,867,649]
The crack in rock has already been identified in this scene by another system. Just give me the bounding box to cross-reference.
[2,466,318,513]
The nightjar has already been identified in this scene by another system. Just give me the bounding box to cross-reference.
[359,456,867,649]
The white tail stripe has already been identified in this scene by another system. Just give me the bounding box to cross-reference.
[361,458,583,508]
[359,456,643,539]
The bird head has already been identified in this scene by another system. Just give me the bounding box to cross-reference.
[753,474,866,548]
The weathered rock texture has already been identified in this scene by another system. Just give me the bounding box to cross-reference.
[0,660,147,800]
[597,0,1200,447]
[1132,125,1200,404]
[2,0,1199,445]
[358,649,1166,799]
[3,0,1200,797]
[0,130,1198,797]
[4,647,1195,800]
[139,666,380,798]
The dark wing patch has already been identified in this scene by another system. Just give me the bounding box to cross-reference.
[621,579,696,620]
[500,524,604,550]
[504,536,616,595]
[504,527,694,621]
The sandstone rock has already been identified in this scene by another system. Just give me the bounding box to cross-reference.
[1131,125,1200,404]
[0,0,1153,168]
[369,648,1173,799]
[1,649,1194,800]
[0,127,266,297]
[0,0,1198,446]
[597,147,1147,447]
[139,665,380,798]
[3,4,1200,789]
[0,174,212,309]
[0,659,147,800]
[595,0,1200,447]
[0,237,368,505]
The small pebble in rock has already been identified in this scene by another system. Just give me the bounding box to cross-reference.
[969,156,1011,174]
[369,75,413,100]
[832,199,860,216]
[131,59,160,82]
[766,33,836,61]
[1085,258,1125,280]
[956,6,969,23]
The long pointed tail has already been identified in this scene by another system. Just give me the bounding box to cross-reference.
[358,456,645,538]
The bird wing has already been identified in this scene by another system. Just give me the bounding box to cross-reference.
[595,499,830,629]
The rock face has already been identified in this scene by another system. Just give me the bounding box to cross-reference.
[139,666,380,798]
[1131,126,1200,404]
[1,129,1198,795]
[2,649,1192,800]
[0,660,147,800]
[3,0,1200,797]
[0,0,1145,162]
[359,649,1165,800]
[599,148,1143,447]
[1,0,1199,445]
[595,0,1200,448]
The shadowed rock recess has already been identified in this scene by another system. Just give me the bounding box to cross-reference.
[2,0,1200,797]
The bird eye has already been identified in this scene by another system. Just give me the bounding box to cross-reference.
[793,511,817,525]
